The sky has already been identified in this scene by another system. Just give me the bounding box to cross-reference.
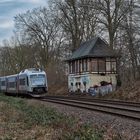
[0,0,48,44]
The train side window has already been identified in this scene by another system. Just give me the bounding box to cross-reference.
[19,78,26,85]
[1,81,6,86]
[9,82,15,88]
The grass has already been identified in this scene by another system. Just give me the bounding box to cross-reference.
[0,93,103,140]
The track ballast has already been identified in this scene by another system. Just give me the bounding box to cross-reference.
[39,95,140,121]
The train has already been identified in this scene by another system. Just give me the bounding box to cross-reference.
[0,68,48,97]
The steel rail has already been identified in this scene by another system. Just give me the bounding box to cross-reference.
[42,98,140,113]
[39,97,140,121]
[43,95,140,107]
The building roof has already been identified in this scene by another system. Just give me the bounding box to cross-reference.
[66,37,118,61]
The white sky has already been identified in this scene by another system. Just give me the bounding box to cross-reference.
[0,0,47,44]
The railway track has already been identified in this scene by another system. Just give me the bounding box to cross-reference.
[39,96,140,121]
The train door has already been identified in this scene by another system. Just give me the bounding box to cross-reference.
[18,74,28,94]
[7,75,18,94]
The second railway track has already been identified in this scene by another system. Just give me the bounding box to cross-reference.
[38,96,140,121]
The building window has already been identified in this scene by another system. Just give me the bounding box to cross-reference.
[68,63,70,73]
[82,59,84,72]
[106,61,111,72]
[98,59,105,72]
[69,57,116,74]
[72,61,75,73]
[106,58,116,73]
[83,59,88,72]
[79,60,82,72]
[92,59,98,72]
[111,61,116,73]
[83,60,86,71]
[75,60,79,73]
[70,62,72,73]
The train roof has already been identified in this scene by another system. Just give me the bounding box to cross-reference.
[0,74,18,79]
[66,37,118,61]
[6,74,18,78]
[19,68,46,75]
[0,77,6,80]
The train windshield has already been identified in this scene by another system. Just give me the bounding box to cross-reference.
[30,74,46,86]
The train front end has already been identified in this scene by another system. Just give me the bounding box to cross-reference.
[24,69,48,97]
[30,74,47,93]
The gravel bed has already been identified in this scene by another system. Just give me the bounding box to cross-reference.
[29,99,140,140]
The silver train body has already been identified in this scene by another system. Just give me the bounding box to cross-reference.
[0,68,48,97]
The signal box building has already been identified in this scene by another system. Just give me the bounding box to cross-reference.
[66,37,118,93]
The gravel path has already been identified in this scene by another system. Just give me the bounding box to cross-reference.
[29,99,140,140]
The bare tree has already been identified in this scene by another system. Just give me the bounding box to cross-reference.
[14,7,61,68]
[51,0,98,52]
[119,0,140,79]
[92,0,130,49]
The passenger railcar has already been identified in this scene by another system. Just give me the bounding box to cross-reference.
[0,68,48,97]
